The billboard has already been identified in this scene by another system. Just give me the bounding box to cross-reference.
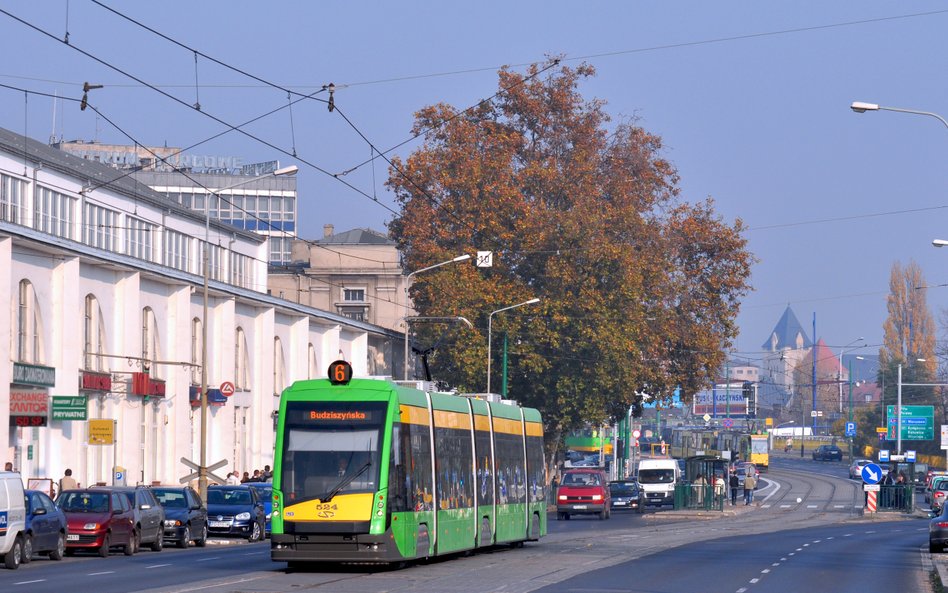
[692,383,748,417]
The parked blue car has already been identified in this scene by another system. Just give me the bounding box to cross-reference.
[24,490,68,562]
[245,483,272,536]
[206,485,266,541]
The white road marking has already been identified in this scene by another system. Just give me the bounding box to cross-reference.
[750,578,760,584]
[761,504,771,508]
[14,580,46,585]
[844,533,854,537]
[88,571,115,576]
[789,552,796,556]
[196,556,221,562]
[781,557,787,561]
[834,505,846,508]
[802,544,809,547]
[780,504,791,508]
[772,563,780,566]
[806,505,818,509]
[762,568,771,573]
[147,564,172,569]
[737,588,748,593]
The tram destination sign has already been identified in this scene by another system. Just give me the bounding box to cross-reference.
[886,405,934,441]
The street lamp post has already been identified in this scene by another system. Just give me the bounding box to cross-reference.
[401,254,471,380]
[838,338,864,414]
[198,165,298,500]
[851,102,948,130]
[486,298,540,394]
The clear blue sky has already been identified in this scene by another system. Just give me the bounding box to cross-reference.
[3,1,948,366]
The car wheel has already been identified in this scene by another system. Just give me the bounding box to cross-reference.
[21,534,32,564]
[178,526,191,549]
[49,533,66,561]
[124,531,137,556]
[250,521,263,542]
[195,523,208,548]
[151,530,163,552]
[98,534,111,558]
[3,536,23,569]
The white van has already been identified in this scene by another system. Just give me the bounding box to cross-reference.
[636,459,680,507]
[0,471,26,569]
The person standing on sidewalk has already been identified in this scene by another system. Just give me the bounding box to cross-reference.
[743,472,757,505]
[729,469,740,506]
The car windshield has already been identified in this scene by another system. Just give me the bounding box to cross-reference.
[249,485,272,498]
[562,473,600,486]
[59,491,109,513]
[153,489,187,508]
[208,489,251,505]
[609,483,638,496]
[638,469,674,484]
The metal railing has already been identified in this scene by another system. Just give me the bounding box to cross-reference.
[876,484,914,512]
[674,482,725,511]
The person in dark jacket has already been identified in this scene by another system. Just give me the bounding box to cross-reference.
[729,470,740,506]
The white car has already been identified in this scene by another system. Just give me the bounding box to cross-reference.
[848,459,871,480]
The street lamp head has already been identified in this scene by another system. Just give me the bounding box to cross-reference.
[524,298,540,305]
[850,101,880,113]
[933,239,948,248]
[452,254,472,263]
[273,165,299,176]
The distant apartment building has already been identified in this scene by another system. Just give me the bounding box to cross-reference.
[54,140,298,264]
[268,225,408,333]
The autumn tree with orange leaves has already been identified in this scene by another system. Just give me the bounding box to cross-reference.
[387,62,753,441]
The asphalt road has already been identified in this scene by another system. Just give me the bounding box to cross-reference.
[0,455,935,593]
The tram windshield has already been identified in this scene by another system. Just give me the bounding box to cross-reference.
[279,401,388,503]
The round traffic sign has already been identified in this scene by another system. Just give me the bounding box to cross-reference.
[220,381,235,397]
[632,429,641,439]
[861,462,883,485]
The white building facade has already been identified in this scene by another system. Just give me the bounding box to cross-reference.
[0,128,400,488]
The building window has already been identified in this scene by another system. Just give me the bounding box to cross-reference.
[307,343,317,380]
[339,307,366,322]
[230,253,251,289]
[201,241,224,281]
[83,294,108,372]
[34,186,77,239]
[235,328,250,390]
[142,307,162,379]
[163,229,191,273]
[273,337,285,396]
[82,203,119,252]
[0,173,26,224]
[344,288,365,302]
[127,217,156,261]
[16,279,43,363]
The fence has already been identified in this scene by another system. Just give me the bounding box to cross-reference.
[674,481,726,511]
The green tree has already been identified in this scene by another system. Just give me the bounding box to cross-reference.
[387,62,753,445]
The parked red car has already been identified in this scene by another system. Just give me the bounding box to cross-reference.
[57,490,136,557]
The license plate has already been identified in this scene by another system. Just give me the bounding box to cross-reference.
[573,505,587,509]
[614,501,627,506]
[209,521,230,528]
[66,534,79,541]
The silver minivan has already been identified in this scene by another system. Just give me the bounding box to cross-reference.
[0,471,27,569]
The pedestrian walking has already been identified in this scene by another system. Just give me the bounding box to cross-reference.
[743,472,757,505]
[59,468,79,492]
[729,470,739,506]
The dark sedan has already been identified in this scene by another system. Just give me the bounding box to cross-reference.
[206,485,266,541]
[24,490,67,562]
[152,486,208,548]
[245,482,273,536]
[812,445,843,461]
[608,480,643,513]
[932,506,948,552]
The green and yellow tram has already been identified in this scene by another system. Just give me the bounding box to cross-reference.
[270,361,547,565]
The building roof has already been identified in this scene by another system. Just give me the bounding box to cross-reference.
[316,228,392,245]
[761,305,812,351]
[0,127,261,242]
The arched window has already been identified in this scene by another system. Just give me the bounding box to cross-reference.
[15,279,44,363]
[141,307,162,379]
[307,343,318,379]
[83,294,108,372]
[235,327,250,390]
[273,336,286,396]
[191,317,202,385]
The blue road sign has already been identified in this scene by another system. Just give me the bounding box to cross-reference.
[845,421,856,437]
[722,418,733,428]
[862,463,883,485]
[879,449,890,462]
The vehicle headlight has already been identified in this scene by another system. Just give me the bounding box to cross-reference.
[592,494,602,501]
[164,519,180,527]
[235,512,251,521]
[558,495,567,501]
[83,522,99,530]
